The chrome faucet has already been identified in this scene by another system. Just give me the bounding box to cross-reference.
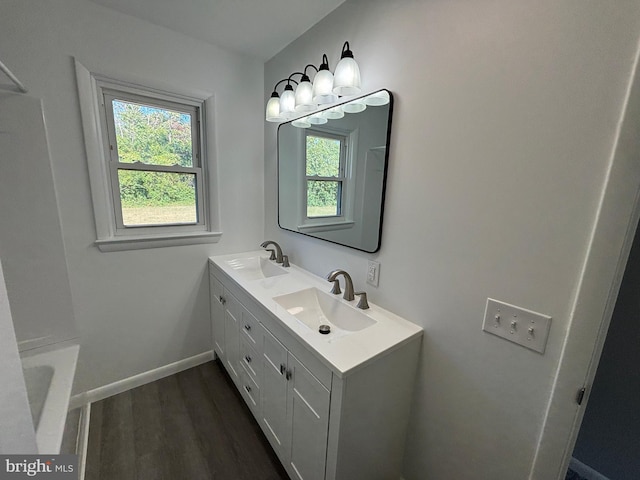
[327,269,355,301]
[260,240,283,263]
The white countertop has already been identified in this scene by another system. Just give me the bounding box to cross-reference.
[209,251,423,377]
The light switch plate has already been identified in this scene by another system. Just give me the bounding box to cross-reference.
[367,260,380,287]
[482,298,551,354]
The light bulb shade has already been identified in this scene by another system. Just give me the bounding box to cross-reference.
[308,113,328,125]
[333,56,361,96]
[312,69,337,104]
[266,95,282,122]
[280,88,296,118]
[323,105,344,119]
[294,80,315,112]
[291,117,311,128]
[364,90,390,106]
[342,98,367,113]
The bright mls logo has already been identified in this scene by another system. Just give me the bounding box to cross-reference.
[0,456,77,479]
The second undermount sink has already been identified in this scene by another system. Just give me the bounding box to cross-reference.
[226,255,289,281]
[273,287,376,335]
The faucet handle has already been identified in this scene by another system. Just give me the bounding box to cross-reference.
[329,279,341,295]
[282,255,290,267]
[354,291,369,310]
[266,249,276,261]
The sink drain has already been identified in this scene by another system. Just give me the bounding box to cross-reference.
[319,325,331,335]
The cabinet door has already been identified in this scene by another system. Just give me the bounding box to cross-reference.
[223,291,241,385]
[287,354,330,480]
[261,327,289,460]
[209,274,225,360]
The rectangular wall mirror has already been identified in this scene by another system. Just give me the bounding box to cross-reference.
[277,89,393,253]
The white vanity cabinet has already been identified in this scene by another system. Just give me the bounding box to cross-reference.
[210,275,261,393]
[209,256,422,480]
[262,327,330,480]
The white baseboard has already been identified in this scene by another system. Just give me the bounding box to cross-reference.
[569,457,610,480]
[69,351,213,410]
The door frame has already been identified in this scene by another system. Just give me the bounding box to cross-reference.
[529,40,640,479]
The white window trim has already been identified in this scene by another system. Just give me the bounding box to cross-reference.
[299,127,358,230]
[74,59,221,251]
[297,220,355,232]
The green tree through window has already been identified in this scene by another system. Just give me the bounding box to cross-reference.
[105,95,202,226]
[305,133,345,217]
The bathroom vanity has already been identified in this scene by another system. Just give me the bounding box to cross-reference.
[208,251,422,480]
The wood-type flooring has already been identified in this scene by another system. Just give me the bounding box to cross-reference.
[85,360,289,480]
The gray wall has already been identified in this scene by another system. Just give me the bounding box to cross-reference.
[0,0,265,394]
[264,0,640,478]
[572,223,640,479]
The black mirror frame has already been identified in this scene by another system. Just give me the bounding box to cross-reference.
[276,89,394,253]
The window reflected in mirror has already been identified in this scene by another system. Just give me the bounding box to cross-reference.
[278,89,393,253]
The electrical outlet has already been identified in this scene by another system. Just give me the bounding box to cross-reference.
[482,298,552,354]
[367,260,380,287]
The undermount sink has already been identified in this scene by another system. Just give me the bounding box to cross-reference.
[226,256,289,281]
[273,287,376,335]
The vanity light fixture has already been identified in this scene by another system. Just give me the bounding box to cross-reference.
[266,77,298,122]
[279,84,296,119]
[295,65,318,112]
[312,54,338,105]
[265,41,362,123]
[333,42,362,96]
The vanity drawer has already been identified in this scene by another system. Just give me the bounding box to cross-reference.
[239,363,260,416]
[240,305,262,348]
[240,336,262,386]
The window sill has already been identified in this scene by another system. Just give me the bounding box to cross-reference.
[95,231,222,252]
[297,221,354,233]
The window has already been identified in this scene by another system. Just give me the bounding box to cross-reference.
[101,90,204,231]
[74,59,220,251]
[305,130,347,218]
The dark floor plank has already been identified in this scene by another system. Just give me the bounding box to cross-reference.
[131,381,170,480]
[85,401,103,480]
[98,390,137,480]
[156,374,212,479]
[86,361,289,480]
[175,365,244,479]
[198,363,288,480]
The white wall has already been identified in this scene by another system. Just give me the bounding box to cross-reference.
[265,1,640,478]
[0,0,265,394]
[0,93,77,351]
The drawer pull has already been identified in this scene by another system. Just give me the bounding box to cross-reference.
[244,324,252,331]
[244,355,252,363]
[286,369,292,381]
[219,296,226,305]
[279,363,286,375]
[244,385,252,394]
